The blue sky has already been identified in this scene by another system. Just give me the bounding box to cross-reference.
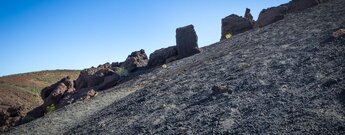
[0,0,289,76]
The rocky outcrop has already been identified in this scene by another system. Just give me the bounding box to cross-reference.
[221,14,253,40]
[148,46,178,67]
[149,25,201,67]
[26,50,148,119]
[244,8,254,25]
[120,49,148,72]
[287,0,319,13]
[176,25,201,59]
[255,0,331,28]
[255,6,288,28]
[0,106,23,132]
[75,67,114,90]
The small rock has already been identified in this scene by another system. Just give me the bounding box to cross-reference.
[212,84,232,94]
[332,28,345,38]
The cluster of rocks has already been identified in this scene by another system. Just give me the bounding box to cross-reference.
[0,106,23,132]
[221,0,330,40]
[149,24,200,67]
[25,25,201,120]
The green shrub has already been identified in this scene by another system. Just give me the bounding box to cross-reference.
[225,33,232,39]
[31,88,41,95]
[115,67,129,77]
[162,64,167,69]
[45,104,56,115]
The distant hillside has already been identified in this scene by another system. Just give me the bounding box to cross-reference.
[0,70,80,114]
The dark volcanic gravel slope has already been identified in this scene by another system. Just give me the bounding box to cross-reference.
[8,0,345,134]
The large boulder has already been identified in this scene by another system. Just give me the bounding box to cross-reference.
[255,6,288,28]
[176,25,201,59]
[220,14,253,40]
[121,49,148,72]
[148,46,178,67]
[40,76,75,107]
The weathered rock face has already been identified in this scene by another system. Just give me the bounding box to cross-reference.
[221,14,253,40]
[255,0,331,28]
[148,46,178,67]
[40,76,75,107]
[255,6,288,28]
[176,25,201,59]
[244,8,254,25]
[287,0,318,13]
[121,49,148,72]
[75,67,114,90]
[0,106,23,132]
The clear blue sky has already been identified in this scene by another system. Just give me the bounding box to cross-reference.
[0,0,289,76]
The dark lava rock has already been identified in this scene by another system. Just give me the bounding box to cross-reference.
[221,14,253,40]
[176,25,201,59]
[148,46,178,67]
[244,8,254,25]
[0,106,23,132]
[287,0,319,13]
[255,6,288,28]
[212,84,232,94]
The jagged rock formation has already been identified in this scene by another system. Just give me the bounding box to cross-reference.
[255,6,288,28]
[244,8,254,25]
[7,0,345,134]
[176,25,201,59]
[255,0,330,28]
[220,14,253,40]
[120,49,148,72]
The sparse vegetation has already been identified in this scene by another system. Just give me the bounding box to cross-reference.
[115,67,129,77]
[30,88,41,95]
[225,33,232,39]
[45,104,56,115]
[162,64,168,69]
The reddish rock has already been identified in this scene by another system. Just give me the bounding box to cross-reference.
[40,76,75,107]
[75,67,114,90]
[176,25,201,59]
[121,49,148,72]
[221,14,253,40]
